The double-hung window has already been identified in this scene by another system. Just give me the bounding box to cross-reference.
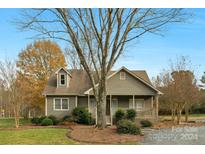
[54,98,69,111]
[60,74,66,85]
[135,99,144,111]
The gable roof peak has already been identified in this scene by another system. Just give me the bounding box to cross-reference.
[55,67,72,77]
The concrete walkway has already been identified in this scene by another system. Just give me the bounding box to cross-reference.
[140,126,205,145]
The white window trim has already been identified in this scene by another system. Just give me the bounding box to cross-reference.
[59,73,66,86]
[53,98,69,111]
[135,99,145,111]
[120,72,126,80]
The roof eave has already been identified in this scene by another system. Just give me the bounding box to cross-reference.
[55,67,72,77]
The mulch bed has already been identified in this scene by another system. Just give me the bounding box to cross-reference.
[67,124,142,144]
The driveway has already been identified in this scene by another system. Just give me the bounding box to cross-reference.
[140,126,205,145]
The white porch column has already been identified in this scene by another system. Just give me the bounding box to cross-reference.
[95,104,97,125]
[155,95,159,121]
[75,96,78,107]
[45,96,47,116]
[151,96,154,108]
[88,93,90,112]
[151,96,154,116]
[110,95,112,125]
[132,95,135,109]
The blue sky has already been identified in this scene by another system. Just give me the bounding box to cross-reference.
[0,8,205,80]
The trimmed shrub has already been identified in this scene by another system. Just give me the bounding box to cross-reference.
[39,116,47,123]
[129,123,141,135]
[89,118,96,125]
[48,115,59,125]
[140,119,153,127]
[41,118,53,126]
[114,109,125,123]
[31,117,41,125]
[116,119,141,135]
[72,107,94,125]
[126,109,136,121]
[62,115,72,122]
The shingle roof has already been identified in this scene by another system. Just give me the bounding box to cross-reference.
[43,68,153,96]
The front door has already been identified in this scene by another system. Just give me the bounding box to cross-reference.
[106,100,110,116]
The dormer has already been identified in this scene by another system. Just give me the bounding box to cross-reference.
[55,68,72,88]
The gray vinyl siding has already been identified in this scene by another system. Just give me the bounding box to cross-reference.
[46,96,76,119]
[106,70,156,95]
[78,97,88,108]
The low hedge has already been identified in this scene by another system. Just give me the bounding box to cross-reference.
[114,109,126,123]
[62,115,72,122]
[31,117,41,125]
[31,116,58,126]
[31,116,47,125]
[140,119,153,127]
[72,107,95,125]
[126,109,136,121]
[48,115,59,125]
[116,119,141,135]
[41,118,53,126]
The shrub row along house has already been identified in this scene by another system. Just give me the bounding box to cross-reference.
[43,66,162,125]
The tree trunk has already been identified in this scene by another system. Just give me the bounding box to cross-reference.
[171,109,175,122]
[96,76,107,129]
[185,105,189,122]
[14,106,19,128]
[177,109,182,124]
[29,109,31,118]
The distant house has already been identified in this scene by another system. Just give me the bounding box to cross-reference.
[43,66,162,125]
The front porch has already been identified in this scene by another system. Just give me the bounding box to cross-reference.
[87,95,159,125]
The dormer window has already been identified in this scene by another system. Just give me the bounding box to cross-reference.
[120,72,126,80]
[60,74,66,85]
[56,68,71,88]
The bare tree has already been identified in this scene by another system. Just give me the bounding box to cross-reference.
[18,8,188,128]
[0,60,21,128]
[154,56,200,124]
[65,47,82,69]
[153,70,178,121]
[0,79,4,118]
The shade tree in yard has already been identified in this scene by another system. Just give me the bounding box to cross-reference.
[17,40,67,115]
[153,56,200,124]
[18,8,189,128]
[0,60,22,128]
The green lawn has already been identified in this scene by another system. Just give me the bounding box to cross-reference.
[189,114,205,117]
[0,118,76,144]
[0,128,75,144]
[0,118,31,129]
[160,114,205,121]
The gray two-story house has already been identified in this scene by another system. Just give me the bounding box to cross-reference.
[43,66,162,125]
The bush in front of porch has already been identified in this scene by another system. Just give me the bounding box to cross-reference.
[114,109,137,124]
[126,109,137,121]
[116,119,141,135]
[114,109,140,135]
[72,107,95,125]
